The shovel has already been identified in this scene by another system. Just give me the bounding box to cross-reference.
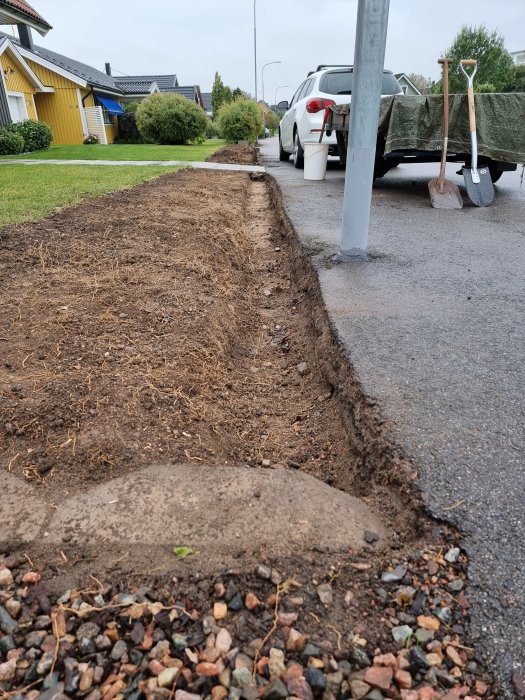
[428,57,463,209]
[460,59,494,206]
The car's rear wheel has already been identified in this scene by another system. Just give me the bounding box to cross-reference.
[278,130,289,162]
[293,130,304,169]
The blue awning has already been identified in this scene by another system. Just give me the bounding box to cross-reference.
[96,95,124,115]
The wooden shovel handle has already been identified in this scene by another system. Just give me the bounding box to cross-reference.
[460,59,478,133]
[438,58,451,184]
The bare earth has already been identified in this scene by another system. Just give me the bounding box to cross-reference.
[0,154,497,699]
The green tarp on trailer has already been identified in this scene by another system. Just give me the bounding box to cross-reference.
[329,93,525,164]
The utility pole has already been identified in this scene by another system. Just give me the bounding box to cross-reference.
[335,0,390,261]
[253,0,258,105]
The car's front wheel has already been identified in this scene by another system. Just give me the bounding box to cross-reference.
[293,130,304,169]
[278,130,289,162]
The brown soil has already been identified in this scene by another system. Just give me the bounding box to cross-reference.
[206,144,259,165]
[0,161,496,698]
[1,167,421,540]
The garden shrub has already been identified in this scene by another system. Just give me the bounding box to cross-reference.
[206,119,219,139]
[136,93,208,145]
[0,130,25,155]
[116,110,145,144]
[7,119,52,151]
[216,98,262,143]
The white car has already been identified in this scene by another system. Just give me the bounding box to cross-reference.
[278,65,402,168]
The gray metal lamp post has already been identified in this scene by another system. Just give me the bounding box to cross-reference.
[262,61,281,130]
[274,85,289,108]
[253,0,257,104]
[336,0,390,261]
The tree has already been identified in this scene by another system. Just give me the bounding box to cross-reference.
[439,25,514,93]
[136,93,208,145]
[232,87,250,100]
[406,73,432,94]
[510,64,525,92]
[211,72,233,119]
[216,98,262,143]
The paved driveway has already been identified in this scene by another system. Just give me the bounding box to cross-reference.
[260,136,525,698]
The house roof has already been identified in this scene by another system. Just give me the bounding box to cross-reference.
[116,80,157,95]
[33,44,118,91]
[116,74,178,91]
[0,0,52,35]
[0,35,52,91]
[0,29,123,93]
[164,86,196,99]
[394,73,422,95]
[163,85,204,108]
[0,29,182,98]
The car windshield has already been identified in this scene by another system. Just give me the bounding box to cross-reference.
[319,70,401,96]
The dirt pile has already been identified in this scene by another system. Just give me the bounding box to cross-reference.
[206,145,259,165]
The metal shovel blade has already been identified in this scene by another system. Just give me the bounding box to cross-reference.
[462,166,494,207]
[428,178,463,209]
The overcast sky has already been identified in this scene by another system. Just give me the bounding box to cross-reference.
[29,1,524,101]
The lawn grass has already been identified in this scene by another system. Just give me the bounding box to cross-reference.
[0,165,181,227]
[0,140,226,162]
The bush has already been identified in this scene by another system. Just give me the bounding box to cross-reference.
[83,133,100,145]
[206,119,219,139]
[216,98,262,143]
[7,119,52,151]
[124,102,140,113]
[136,93,208,145]
[0,130,25,155]
[115,110,145,144]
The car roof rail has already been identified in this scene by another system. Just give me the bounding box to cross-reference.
[315,64,353,72]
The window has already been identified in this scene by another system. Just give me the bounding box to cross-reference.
[7,93,28,122]
[100,106,116,125]
[290,82,306,107]
[319,70,402,96]
[297,79,314,101]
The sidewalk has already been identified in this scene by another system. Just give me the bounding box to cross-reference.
[0,158,265,173]
[260,136,525,697]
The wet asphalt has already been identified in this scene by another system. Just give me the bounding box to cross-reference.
[260,137,525,698]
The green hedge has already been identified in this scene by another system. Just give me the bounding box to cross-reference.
[0,131,25,155]
[6,119,52,151]
[216,98,262,143]
[136,93,208,145]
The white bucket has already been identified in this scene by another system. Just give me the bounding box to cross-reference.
[303,142,329,180]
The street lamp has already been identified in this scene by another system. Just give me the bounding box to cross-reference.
[262,60,281,133]
[274,85,289,109]
[253,1,257,104]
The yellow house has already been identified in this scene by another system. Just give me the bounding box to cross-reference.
[0,32,132,145]
[0,1,155,144]
[0,1,200,146]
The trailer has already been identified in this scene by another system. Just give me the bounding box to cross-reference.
[325,93,524,183]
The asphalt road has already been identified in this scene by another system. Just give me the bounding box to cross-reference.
[260,137,525,698]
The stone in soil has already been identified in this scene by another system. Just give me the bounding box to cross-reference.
[381,564,407,583]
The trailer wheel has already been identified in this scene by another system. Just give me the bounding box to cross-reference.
[488,162,503,183]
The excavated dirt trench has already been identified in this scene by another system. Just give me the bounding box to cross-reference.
[0,168,426,548]
[0,159,496,700]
